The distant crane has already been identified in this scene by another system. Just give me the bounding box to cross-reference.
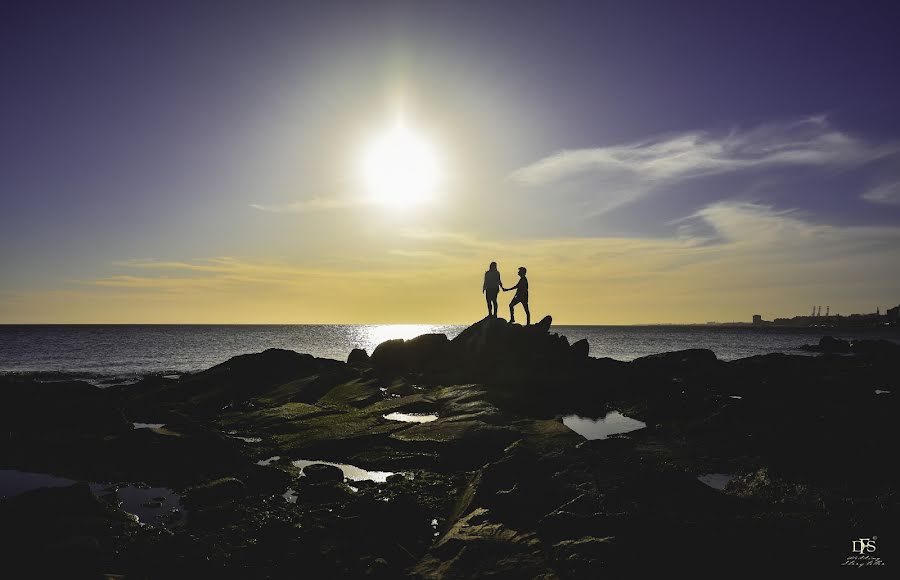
[826,306,830,317]
[811,305,816,317]
[817,306,822,317]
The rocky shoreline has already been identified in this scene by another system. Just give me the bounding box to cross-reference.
[1,317,896,577]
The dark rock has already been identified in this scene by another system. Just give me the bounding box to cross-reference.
[799,336,851,353]
[851,338,900,355]
[0,483,136,578]
[414,507,554,578]
[370,339,406,370]
[535,314,553,333]
[631,348,718,369]
[127,348,342,414]
[302,463,344,483]
[446,316,588,382]
[315,377,383,408]
[296,479,351,503]
[552,536,616,576]
[371,334,451,373]
[0,377,131,436]
[571,338,590,358]
[184,477,247,506]
[347,348,371,365]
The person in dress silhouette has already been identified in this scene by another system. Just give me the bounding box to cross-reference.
[482,261,504,318]
[504,266,530,325]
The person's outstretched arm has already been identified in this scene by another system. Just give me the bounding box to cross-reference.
[504,280,519,292]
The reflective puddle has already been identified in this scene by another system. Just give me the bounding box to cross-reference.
[0,469,75,498]
[227,431,262,443]
[257,455,281,466]
[383,412,438,423]
[133,422,165,429]
[698,473,734,490]
[0,469,186,526]
[875,389,891,395]
[562,411,647,440]
[292,459,395,482]
[95,483,185,525]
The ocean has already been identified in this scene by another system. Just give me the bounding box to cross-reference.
[1,323,898,385]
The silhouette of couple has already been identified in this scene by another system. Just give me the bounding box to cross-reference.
[482,262,530,325]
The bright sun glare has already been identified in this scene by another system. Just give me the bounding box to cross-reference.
[361,120,440,208]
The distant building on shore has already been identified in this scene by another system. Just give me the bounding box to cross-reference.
[767,303,900,327]
[888,305,900,325]
[716,303,899,327]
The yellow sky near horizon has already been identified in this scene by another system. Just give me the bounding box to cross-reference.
[4,203,897,324]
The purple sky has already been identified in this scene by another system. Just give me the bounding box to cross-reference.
[2,0,899,323]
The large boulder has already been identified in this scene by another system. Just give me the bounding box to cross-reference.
[447,316,592,382]
[371,334,451,373]
[183,477,247,506]
[0,483,137,578]
[571,338,590,358]
[347,348,371,365]
[798,336,851,353]
[121,348,344,415]
[0,378,131,436]
[850,338,900,355]
[302,463,344,483]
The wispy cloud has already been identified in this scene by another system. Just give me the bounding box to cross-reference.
[250,197,365,213]
[509,116,900,216]
[511,116,892,185]
[861,180,900,205]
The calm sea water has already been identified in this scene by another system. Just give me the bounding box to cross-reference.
[1,323,898,384]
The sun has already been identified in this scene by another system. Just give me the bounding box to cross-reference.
[361,120,441,208]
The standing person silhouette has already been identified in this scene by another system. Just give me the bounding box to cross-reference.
[482,262,503,318]
[504,266,530,325]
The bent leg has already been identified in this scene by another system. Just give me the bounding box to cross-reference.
[509,296,521,323]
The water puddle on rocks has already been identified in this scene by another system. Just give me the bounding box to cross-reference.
[93,483,185,526]
[697,473,734,490]
[875,389,891,395]
[562,411,647,440]
[0,469,186,526]
[383,412,438,423]
[0,469,75,498]
[133,422,165,429]
[226,431,262,443]
[257,456,281,466]
[292,460,395,482]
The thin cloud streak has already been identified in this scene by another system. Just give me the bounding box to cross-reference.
[250,197,365,213]
[861,180,900,205]
[508,116,900,217]
[510,117,894,186]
